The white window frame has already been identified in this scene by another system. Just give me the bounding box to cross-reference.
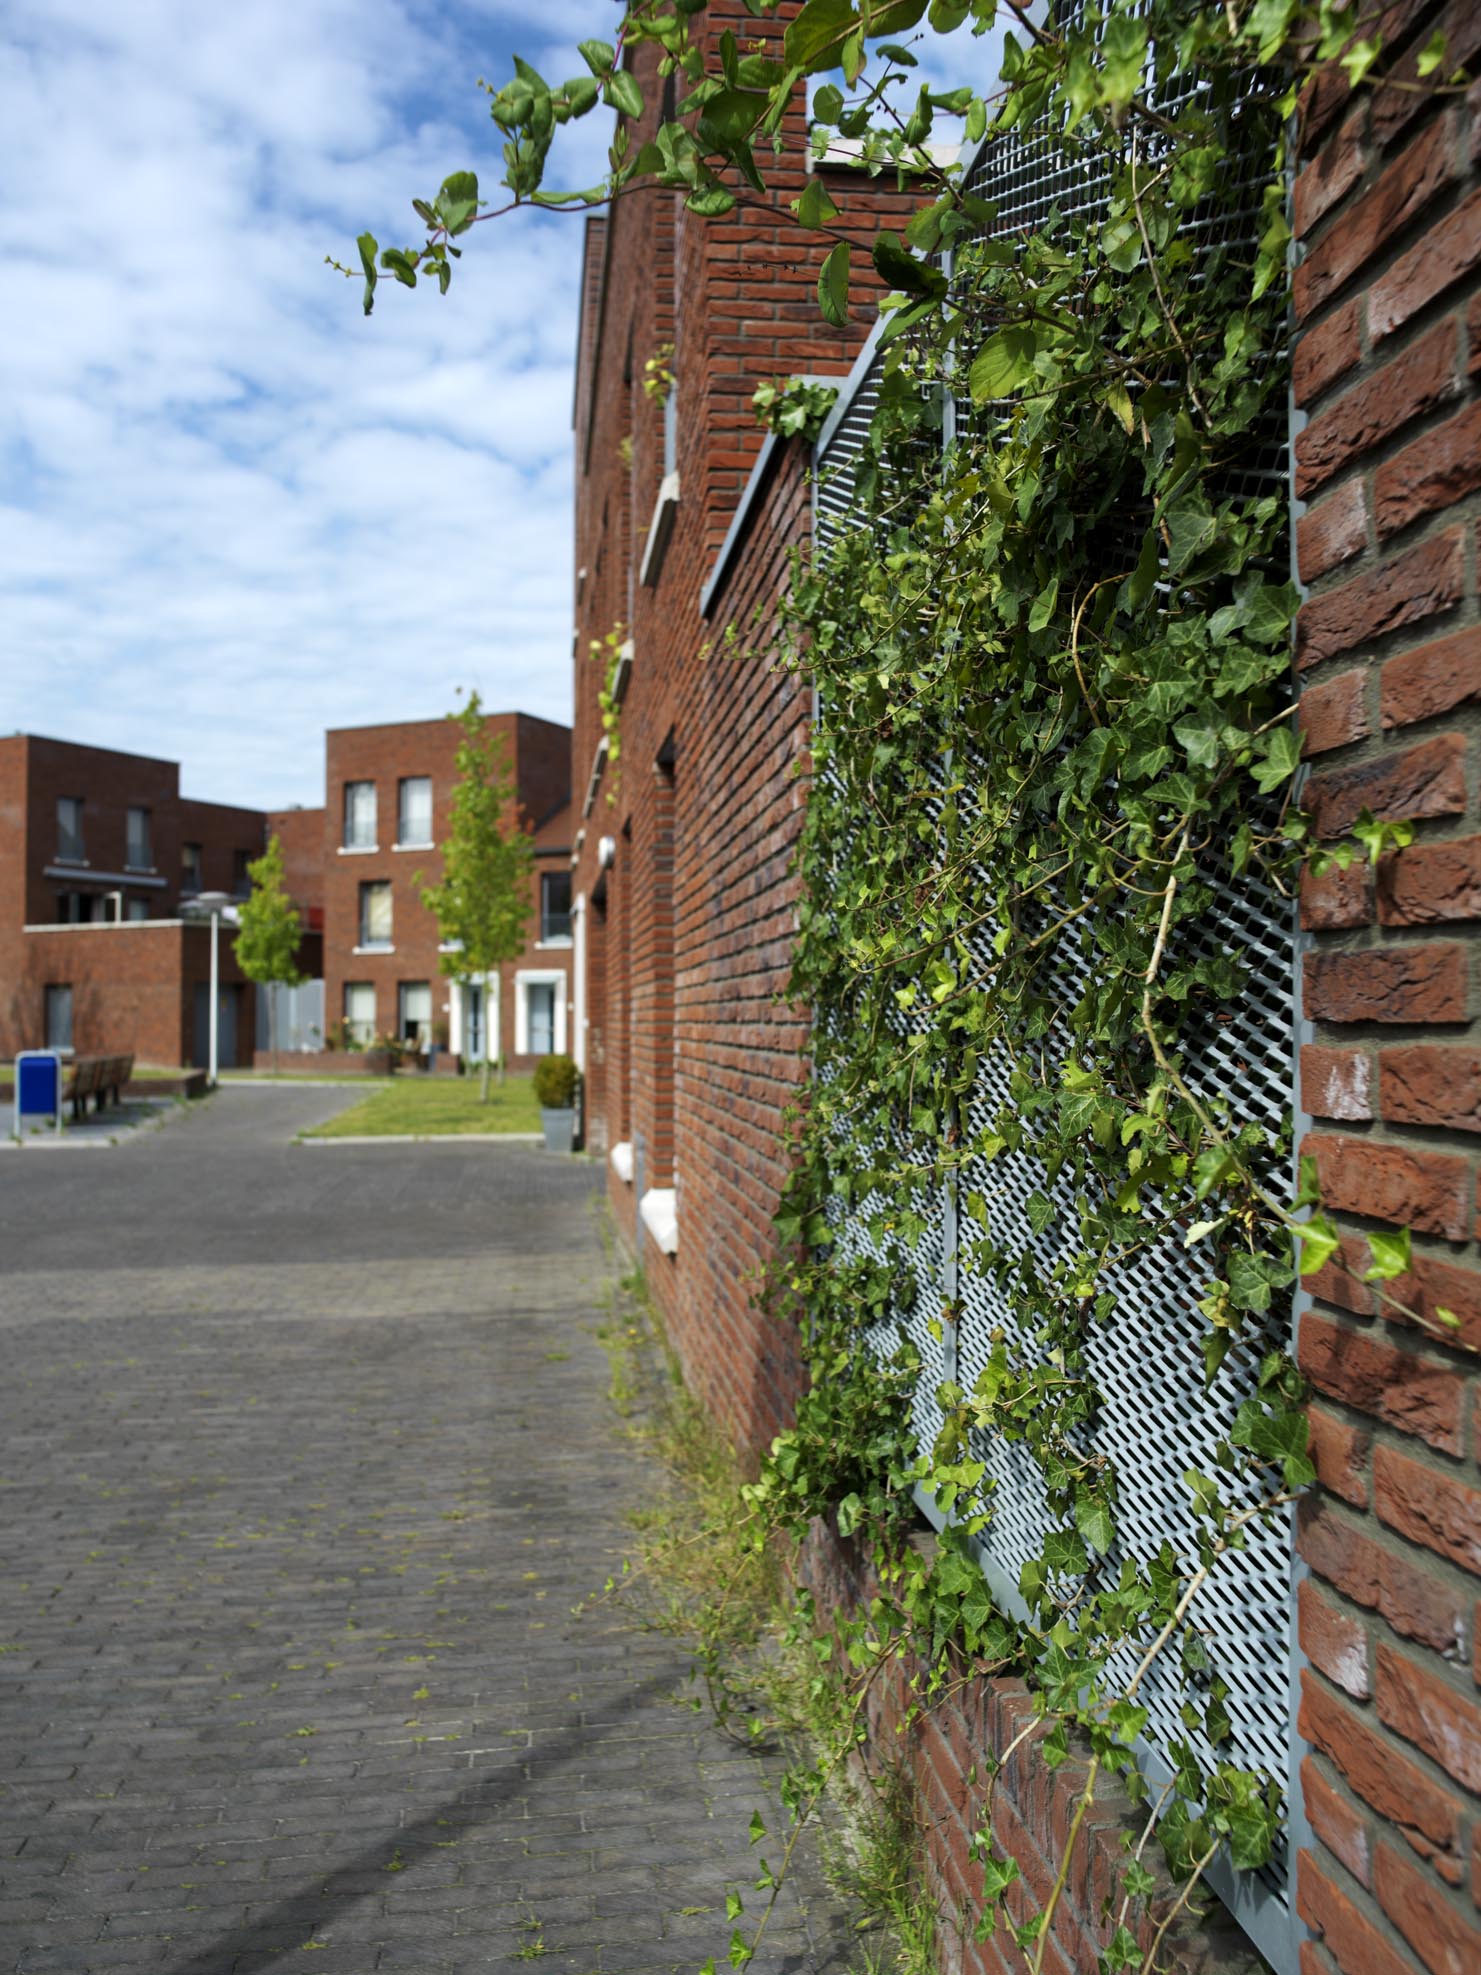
[514,970,567,1056]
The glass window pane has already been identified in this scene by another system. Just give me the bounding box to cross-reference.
[344,781,377,849]
[182,842,202,892]
[541,872,572,943]
[398,981,432,1044]
[57,798,83,861]
[359,881,392,947]
[344,982,376,1044]
[527,982,556,1055]
[398,777,433,846]
[126,807,152,868]
[45,985,73,1051]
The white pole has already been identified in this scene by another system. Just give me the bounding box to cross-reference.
[208,909,220,1086]
[573,894,587,1075]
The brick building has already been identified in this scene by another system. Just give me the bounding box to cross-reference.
[0,715,572,1075]
[322,715,573,1071]
[565,7,1481,1975]
[0,734,275,1067]
[567,4,919,1434]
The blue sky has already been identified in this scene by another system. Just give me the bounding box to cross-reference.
[1,1,622,809]
[1,3,1002,811]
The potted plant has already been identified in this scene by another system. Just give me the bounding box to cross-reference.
[532,1054,580,1154]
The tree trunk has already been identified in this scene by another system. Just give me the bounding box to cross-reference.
[270,983,278,1076]
[480,1051,492,1104]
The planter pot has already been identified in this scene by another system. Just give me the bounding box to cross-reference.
[541,1106,576,1155]
[361,1049,394,1076]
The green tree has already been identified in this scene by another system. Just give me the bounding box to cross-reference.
[419,693,534,1101]
[234,835,306,1073]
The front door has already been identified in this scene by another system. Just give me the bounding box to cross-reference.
[464,982,485,1061]
[192,984,239,1069]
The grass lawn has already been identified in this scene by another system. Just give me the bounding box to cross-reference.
[302,1073,542,1139]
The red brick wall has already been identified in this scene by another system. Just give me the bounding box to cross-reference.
[0,736,267,1064]
[571,4,917,1425]
[1293,10,1481,1973]
[8,922,254,1067]
[322,716,570,1067]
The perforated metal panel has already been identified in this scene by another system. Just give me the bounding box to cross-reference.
[810,32,1298,1971]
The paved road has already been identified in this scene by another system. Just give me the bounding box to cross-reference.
[0,1090,850,1975]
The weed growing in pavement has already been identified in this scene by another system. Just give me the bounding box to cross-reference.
[592,1260,936,1975]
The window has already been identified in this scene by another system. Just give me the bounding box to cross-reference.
[182,842,203,894]
[126,897,150,922]
[57,798,84,862]
[45,985,73,1051]
[344,781,377,849]
[397,777,433,848]
[526,982,556,1055]
[515,972,567,1056]
[233,848,253,898]
[398,981,432,1047]
[358,880,392,949]
[540,871,573,945]
[126,806,152,869]
[344,982,376,1046]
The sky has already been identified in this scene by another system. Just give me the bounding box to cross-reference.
[1,2,1003,812]
[1,0,621,810]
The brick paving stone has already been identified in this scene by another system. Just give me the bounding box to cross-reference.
[1,1089,854,1975]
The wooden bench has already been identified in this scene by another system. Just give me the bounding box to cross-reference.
[64,1053,135,1120]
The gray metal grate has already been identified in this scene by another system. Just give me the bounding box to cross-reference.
[811,30,1297,1970]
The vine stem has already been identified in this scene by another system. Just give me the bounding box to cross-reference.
[1144,1839,1219,1970]
[1026,1753,1098,1975]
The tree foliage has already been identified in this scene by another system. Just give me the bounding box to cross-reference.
[419,693,534,1099]
[235,834,306,1069]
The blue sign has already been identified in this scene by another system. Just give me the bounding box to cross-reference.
[14,1050,62,1138]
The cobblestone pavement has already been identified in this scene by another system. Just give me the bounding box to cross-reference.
[0,1089,852,1975]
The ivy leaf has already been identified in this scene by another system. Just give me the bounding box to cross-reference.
[725,1891,744,1922]
[1074,1490,1115,1557]
[578,38,615,76]
[356,231,379,316]
[979,1850,1019,1903]
[817,240,851,327]
[1027,575,1059,634]
[1296,1215,1341,1277]
[749,1808,767,1844]
[1099,15,1147,110]
[1364,1228,1411,1281]
[784,0,858,74]
[1249,725,1299,794]
[969,324,1036,402]
[814,83,845,123]
[604,69,644,121]
[379,247,419,289]
[872,233,948,299]
[728,1928,752,1969]
[1417,30,1449,78]
[796,177,840,229]
[1225,1800,1277,1872]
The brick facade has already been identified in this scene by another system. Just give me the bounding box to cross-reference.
[1292,9,1481,1971]
[322,715,572,1071]
[570,7,921,1436]
[0,735,268,1066]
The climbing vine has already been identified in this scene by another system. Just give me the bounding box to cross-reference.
[347,3,1473,1970]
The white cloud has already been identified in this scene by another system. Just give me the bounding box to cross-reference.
[0,0,606,808]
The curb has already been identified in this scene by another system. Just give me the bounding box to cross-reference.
[296,1132,547,1147]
